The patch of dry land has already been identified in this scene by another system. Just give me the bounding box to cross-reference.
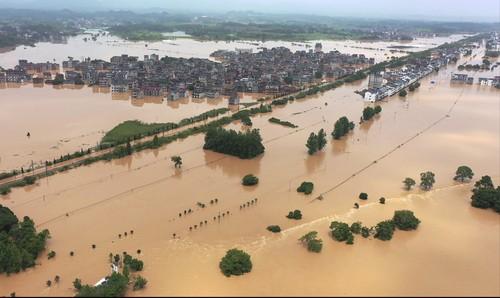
[0,47,499,296]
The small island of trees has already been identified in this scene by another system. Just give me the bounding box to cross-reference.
[74,253,147,296]
[219,249,252,277]
[362,106,382,121]
[286,209,303,220]
[242,174,259,186]
[297,181,314,195]
[0,205,50,274]
[306,129,327,155]
[454,165,474,182]
[332,116,355,139]
[204,127,265,159]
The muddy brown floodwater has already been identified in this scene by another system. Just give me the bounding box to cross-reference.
[0,42,499,296]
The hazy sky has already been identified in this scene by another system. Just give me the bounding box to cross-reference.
[1,0,499,22]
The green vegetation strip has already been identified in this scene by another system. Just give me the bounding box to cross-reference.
[268,117,298,128]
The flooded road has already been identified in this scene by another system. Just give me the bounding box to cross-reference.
[0,41,498,296]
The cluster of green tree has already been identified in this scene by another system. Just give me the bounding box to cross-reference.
[403,171,436,191]
[240,116,253,126]
[123,254,144,272]
[343,71,367,83]
[332,116,355,139]
[74,252,147,296]
[408,82,421,92]
[219,249,252,277]
[271,97,293,106]
[0,170,19,181]
[75,272,129,297]
[330,210,420,244]
[178,108,229,126]
[299,231,323,253]
[306,129,327,155]
[297,182,314,195]
[268,117,298,128]
[1,176,38,196]
[266,225,281,233]
[0,205,50,274]
[203,127,265,159]
[362,106,382,121]
[470,176,500,213]
[242,174,259,186]
[286,210,302,220]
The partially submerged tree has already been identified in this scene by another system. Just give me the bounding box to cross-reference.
[299,231,323,253]
[454,166,474,182]
[403,177,416,190]
[219,249,252,277]
[420,171,436,190]
[392,210,421,231]
[171,156,182,168]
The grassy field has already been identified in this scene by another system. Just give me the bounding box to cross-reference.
[101,120,177,144]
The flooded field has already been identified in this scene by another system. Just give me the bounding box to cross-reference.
[0,43,498,296]
[0,85,260,172]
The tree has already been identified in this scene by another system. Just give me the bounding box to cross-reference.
[399,90,407,97]
[374,105,382,114]
[403,178,416,190]
[332,116,354,139]
[379,197,386,204]
[297,182,314,195]
[306,132,319,155]
[454,166,474,182]
[266,225,281,233]
[286,210,302,220]
[219,249,252,277]
[420,171,436,190]
[359,192,368,200]
[317,129,327,151]
[152,135,160,148]
[133,276,148,291]
[124,255,143,272]
[392,210,420,230]
[242,174,259,186]
[73,278,82,290]
[47,251,56,259]
[350,222,362,234]
[126,141,133,156]
[330,221,353,243]
[362,106,377,121]
[361,227,371,238]
[204,127,265,159]
[470,176,500,212]
[171,156,182,168]
[299,231,323,253]
[374,220,395,241]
